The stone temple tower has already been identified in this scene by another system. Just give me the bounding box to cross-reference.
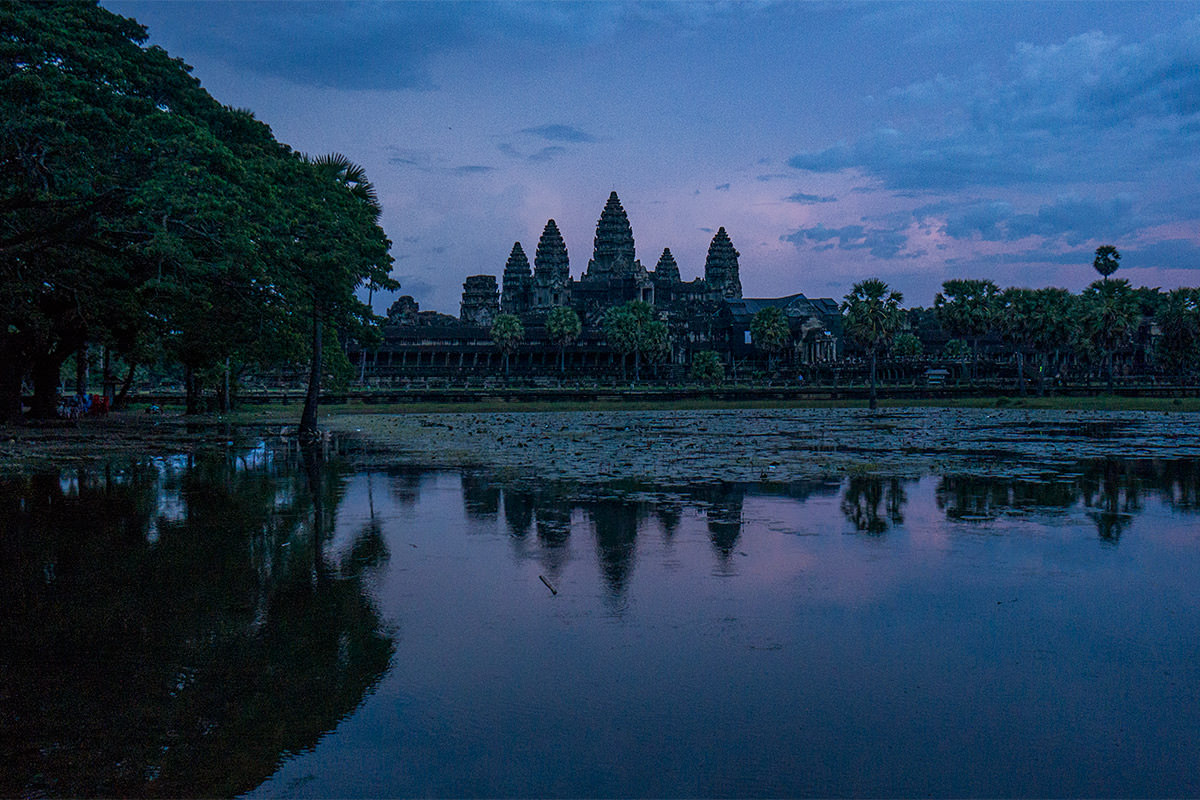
[584,192,640,280]
[501,241,532,314]
[532,219,572,310]
[703,227,742,299]
[460,275,500,326]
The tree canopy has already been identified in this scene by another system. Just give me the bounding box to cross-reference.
[0,1,395,424]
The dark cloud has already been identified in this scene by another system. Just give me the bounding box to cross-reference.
[715,183,731,191]
[788,20,1200,197]
[782,223,914,260]
[784,192,837,204]
[520,124,597,143]
[453,165,495,175]
[917,195,1141,245]
[528,146,568,163]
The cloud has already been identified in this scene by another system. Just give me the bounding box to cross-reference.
[788,19,1200,194]
[782,223,916,260]
[917,194,1141,245]
[784,192,837,204]
[519,124,598,143]
[715,183,731,191]
[453,165,495,175]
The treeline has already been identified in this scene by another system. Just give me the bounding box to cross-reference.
[0,1,395,427]
[830,248,1200,407]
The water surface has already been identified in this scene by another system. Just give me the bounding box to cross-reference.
[3,441,1199,797]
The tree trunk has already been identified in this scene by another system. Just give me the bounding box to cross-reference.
[75,343,88,396]
[1106,350,1115,393]
[114,361,137,410]
[559,344,566,373]
[300,306,323,435]
[1016,350,1026,396]
[0,359,23,424]
[869,351,878,410]
[184,363,202,415]
[30,354,64,419]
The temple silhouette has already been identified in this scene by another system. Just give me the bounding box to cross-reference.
[360,192,841,379]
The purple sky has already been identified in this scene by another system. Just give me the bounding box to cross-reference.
[104,1,1200,314]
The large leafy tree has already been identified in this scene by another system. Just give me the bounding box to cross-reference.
[750,306,790,373]
[934,279,1000,385]
[292,153,395,435]
[1080,278,1140,392]
[602,300,667,382]
[841,279,904,410]
[546,306,581,373]
[0,2,395,425]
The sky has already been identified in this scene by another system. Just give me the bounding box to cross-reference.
[104,0,1200,314]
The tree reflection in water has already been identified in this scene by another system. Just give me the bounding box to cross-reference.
[840,476,908,534]
[0,440,394,798]
[934,459,1200,543]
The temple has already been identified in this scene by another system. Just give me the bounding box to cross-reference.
[357,192,840,379]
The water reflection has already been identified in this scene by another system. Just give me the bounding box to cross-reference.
[7,445,1200,798]
[934,458,1200,542]
[841,476,908,534]
[0,441,394,798]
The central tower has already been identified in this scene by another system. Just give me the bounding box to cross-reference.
[584,192,639,279]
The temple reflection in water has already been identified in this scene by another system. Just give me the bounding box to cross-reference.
[4,440,1200,797]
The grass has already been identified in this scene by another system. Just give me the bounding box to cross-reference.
[199,393,1200,422]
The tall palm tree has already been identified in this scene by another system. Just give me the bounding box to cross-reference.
[842,278,904,410]
[298,153,391,436]
[1081,278,1140,392]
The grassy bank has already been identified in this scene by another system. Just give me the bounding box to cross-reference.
[208,394,1200,421]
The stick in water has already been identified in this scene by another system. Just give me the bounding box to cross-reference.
[539,575,557,595]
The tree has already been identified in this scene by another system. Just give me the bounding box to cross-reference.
[892,332,923,360]
[294,153,395,436]
[841,279,904,410]
[690,350,725,384]
[602,301,665,382]
[490,313,524,375]
[750,306,790,373]
[1154,288,1200,381]
[1028,288,1077,395]
[934,279,999,385]
[1080,278,1140,392]
[545,306,581,373]
[997,287,1039,396]
[1093,245,1120,281]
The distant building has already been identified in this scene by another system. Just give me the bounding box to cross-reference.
[354,192,841,379]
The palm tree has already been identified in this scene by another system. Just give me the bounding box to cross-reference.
[1028,288,1077,395]
[490,313,524,375]
[841,278,904,410]
[546,306,581,373]
[1093,245,1120,281]
[750,306,790,374]
[934,279,999,385]
[997,287,1039,396]
[298,153,393,436]
[1081,278,1140,392]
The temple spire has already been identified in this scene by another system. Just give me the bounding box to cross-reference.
[653,248,680,283]
[534,219,570,282]
[703,227,742,299]
[586,191,637,278]
[502,241,531,314]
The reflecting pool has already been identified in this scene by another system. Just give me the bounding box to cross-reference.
[3,441,1200,797]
